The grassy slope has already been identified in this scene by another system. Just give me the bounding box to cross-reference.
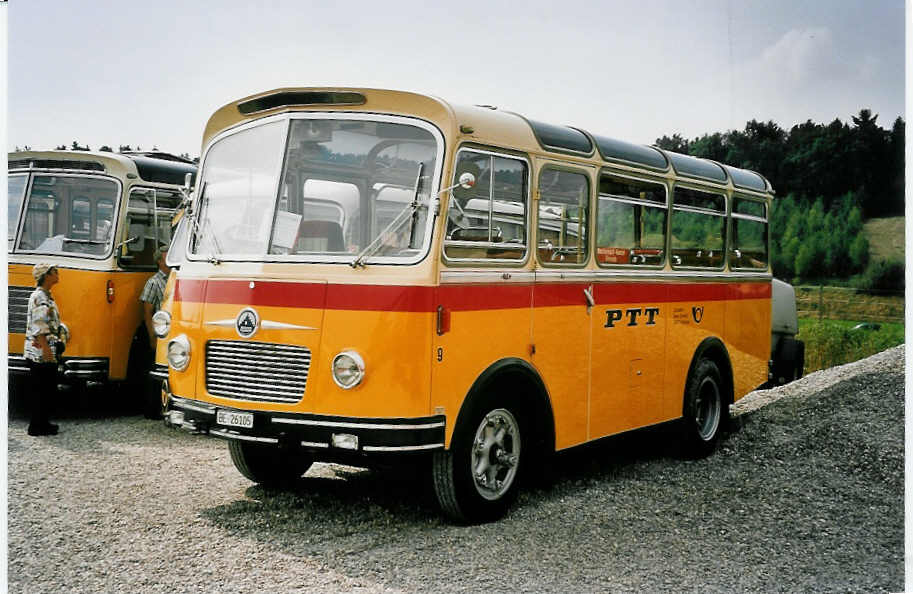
[862,216,905,262]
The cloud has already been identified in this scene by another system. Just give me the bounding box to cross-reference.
[731,26,888,128]
[757,27,843,84]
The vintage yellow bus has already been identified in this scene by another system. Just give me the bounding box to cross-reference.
[159,88,803,522]
[8,150,196,414]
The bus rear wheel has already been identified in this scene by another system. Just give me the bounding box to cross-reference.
[433,396,524,524]
[228,440,313,487]
[681,358,725,458]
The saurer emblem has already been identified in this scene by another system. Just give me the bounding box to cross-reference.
[235,308,260,338]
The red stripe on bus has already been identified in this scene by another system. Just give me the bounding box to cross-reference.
[327,284,436,312]
[438,284,534,311]
[174,278,769,311]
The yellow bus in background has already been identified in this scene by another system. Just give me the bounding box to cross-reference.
[8,150,196,415]
[159,88,802,522]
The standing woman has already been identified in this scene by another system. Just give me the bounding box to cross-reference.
[24,263,64,436]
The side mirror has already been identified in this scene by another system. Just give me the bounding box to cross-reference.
[439,172,476,195]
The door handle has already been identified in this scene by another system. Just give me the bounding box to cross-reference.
[583,285,595,314]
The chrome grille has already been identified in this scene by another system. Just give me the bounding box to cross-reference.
[8,285,31,334]
[205,340,310,403]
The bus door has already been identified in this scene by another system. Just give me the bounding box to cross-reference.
[435,149,534,442]
[589,175,670,438]
[531,165,592,449]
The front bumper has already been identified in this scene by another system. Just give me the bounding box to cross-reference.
[164,393,446,456]
[8,354,109,382]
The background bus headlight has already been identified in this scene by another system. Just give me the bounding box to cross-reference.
[332,351,365,389]
[152,310,171,338]
[167,335,191,371]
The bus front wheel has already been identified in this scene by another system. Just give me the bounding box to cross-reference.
[681,358,725,458]
[228,440,313,487]
[433,396,525,524]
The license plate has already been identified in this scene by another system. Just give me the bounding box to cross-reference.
[216,410,254,429]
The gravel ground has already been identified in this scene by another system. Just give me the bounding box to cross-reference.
[7,345,905,593]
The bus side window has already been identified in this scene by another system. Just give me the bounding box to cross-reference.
[120,188,177,268]
[670,187,726,269]
[537,169,589,266]
[730,197,768,269]
[596,174,667,267]
[443,150,529,262]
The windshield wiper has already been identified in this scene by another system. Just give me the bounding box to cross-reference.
[189,182,223,264]
[62,238,109,245]
[351,162,425,268]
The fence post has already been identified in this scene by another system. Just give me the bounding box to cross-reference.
[818,285,823,321]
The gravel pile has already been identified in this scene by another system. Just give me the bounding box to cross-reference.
[7,345,904,593]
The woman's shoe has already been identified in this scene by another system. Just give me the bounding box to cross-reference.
[27,423,58,436]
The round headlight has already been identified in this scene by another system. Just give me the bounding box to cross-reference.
[167,334,191,371]
[152,310,171,338]
[331,351,365,389]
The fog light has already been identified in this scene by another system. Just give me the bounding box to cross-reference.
[167,410,185,427]
[331,433,359,450]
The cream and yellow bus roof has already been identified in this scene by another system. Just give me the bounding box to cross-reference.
[8,150,196,187]
[202,87,771,195]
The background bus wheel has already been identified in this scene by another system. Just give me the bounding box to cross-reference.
[228,440,313,487]
[774,337,805,385]
[433,398,524,524]
[681,358,725,458]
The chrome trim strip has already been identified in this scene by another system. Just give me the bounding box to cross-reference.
[204,319,236,327]
[272,417,446,431]
[440,270,536,284]
[209,429,278,444]
[301,441,330,449]
[63,358,108,365]
[207,371,304,387]
[204,319,317,331]
[443,269,771,283]
[208,341,310,353]
[362,443,445,452]
[148,371,168,380]
[207,382,300,400]
[63,370,107,377]
[207,360,308,373]
[172,399,217,415]
[261,320,318,331]
[207,349,310,363]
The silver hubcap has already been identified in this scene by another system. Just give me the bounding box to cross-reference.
[694,377,721,441]
[471,408,521,500]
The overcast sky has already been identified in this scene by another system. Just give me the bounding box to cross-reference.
[4,0,906,158]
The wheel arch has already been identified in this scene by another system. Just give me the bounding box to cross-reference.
[451,358,555,457]
[685,337,735,410]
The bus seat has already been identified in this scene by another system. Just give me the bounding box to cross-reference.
[295,220,345,252]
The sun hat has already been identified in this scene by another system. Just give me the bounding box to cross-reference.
[32,262,57,281]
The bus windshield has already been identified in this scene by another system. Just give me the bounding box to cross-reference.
[14,174,119,258]
[190,117,440,263]
[8,174,27,250]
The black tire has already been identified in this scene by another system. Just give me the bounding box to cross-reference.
[142,377,164,420]
[228,440,313,487]
[433,394,526,523]
[125,330,151,415]
[681,358,725,458]
[794,340,805,380]
[773,337,803,385]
